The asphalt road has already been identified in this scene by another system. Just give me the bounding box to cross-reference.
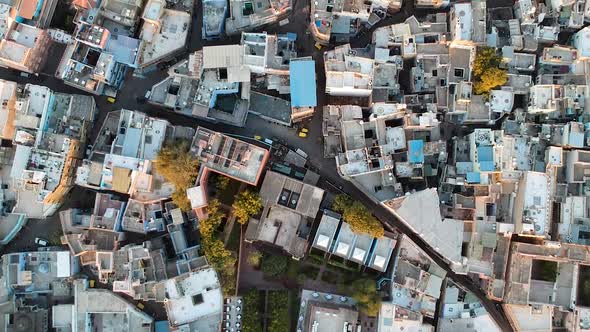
[0,0,513,329]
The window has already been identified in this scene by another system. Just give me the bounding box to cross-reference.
[454,68,465,78]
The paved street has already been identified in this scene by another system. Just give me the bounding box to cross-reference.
[0,0,513,329]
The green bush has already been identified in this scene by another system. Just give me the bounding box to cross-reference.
[261,254,289,278]
[268,291,290,332]
[242,289,262,332]
[247,250,263,268]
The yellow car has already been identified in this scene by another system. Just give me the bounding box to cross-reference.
[89,280,95,288]
[254,135,262,140]
[300,128,309,133]
[107,97,116,103]
[137,303,145,310]
[298,132,307,138]
[314,42,323,50]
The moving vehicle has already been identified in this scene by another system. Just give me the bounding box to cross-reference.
[298,131,307,138]
[107,97,116,103]
[137,303,145,310]
[315,42,323,50]
[35,237,48,246]
[254,135,262,140]
[89,280,95,288]
[300,128,309,133]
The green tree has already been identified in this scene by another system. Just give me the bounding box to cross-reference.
[247,250,263,268]
[473,47,502,77]
[199,199,225,239]
[261,254,289,279]
[333,195,384,237]
[154,140,200,211]
[216,175,231,191]
[202,236,237,295]
[232,190,263,225]
[343,201,384,237]
[203,238,235,272]
[198,199,237,295]
[220,268,237,296]
[474,67,507,95]
[351,279,381,317]
[472,47,507,95]
[333,194,352,213]
[171,189,192,212]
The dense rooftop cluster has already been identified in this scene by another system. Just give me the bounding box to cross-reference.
[1,0,590,331]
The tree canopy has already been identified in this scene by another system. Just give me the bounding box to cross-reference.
[261,254,289,278]
[474,67,508,95]
[333,195,384,237]
[199,199,237,295]
[232,190,263,225]
[154,140,200,211]
[350,279,381,317]
[332,194,352,213]
[472,47,507,95]
[199,199,224,239]
[216,175,231,191]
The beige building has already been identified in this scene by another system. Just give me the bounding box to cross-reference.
[0,21,52,74]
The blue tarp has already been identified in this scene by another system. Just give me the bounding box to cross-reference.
[290,60,317,107]
[408,140,424,164]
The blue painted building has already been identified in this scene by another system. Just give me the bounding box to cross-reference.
[408,140,425,164]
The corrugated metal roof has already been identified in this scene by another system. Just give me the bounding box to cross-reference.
[202,45,244,69]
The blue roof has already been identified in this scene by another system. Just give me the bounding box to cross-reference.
[122,127,142,157]
[408,140,424,164]
[290,60,317,107]
[466,172,481,183]
[155,321,170,332]
[480,161,495,172]
[106,35,141,66]
[477,146,493,162]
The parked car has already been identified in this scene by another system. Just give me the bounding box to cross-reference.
[35,237,48,246]
[107,97,116,103]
